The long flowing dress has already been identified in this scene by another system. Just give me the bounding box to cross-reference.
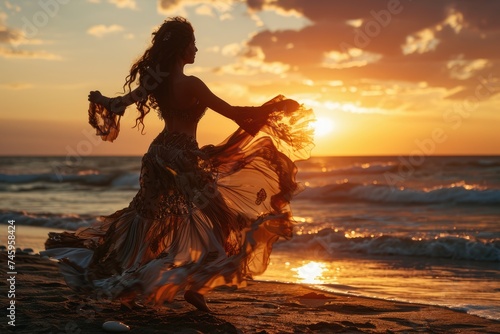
[42,95,314,305]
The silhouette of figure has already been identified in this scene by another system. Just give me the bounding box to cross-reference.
[43,17,314,312]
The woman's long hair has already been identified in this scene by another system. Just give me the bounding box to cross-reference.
[124,17,194,132]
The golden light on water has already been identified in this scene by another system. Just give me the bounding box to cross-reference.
[292,261,328,284]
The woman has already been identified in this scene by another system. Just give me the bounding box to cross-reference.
[43,17,314,312]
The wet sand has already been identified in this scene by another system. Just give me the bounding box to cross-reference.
[1,252,499,333]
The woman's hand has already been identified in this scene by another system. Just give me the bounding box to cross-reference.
[88,91,126,115]
[88,90,107,104]
[280,99,300,113]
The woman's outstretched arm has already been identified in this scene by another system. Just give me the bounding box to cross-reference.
[88,87,146,116]
[190,76,299,135]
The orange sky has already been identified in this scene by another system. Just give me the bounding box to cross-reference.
[1,0,499,156]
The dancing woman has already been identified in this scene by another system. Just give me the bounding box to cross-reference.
[43,17,314,312]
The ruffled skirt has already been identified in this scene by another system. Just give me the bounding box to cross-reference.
[43,96,314,305]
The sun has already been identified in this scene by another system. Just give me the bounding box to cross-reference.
[311,116,335,137]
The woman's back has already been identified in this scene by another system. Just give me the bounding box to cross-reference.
[157,75,206,137]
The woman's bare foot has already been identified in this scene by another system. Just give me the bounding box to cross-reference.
[184,290,211,312]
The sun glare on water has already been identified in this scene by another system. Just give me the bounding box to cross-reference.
[292,261,328,284]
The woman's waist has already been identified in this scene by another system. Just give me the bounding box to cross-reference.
[150,129,199,150]
[147,130,211,175]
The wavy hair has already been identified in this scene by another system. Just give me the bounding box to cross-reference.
[124,17,194,132]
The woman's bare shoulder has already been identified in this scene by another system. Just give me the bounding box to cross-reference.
[172,75,205,96]
[185,75,205,86]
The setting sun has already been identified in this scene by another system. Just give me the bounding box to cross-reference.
[311,117,335,138]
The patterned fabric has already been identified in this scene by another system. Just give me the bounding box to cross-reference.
[88,102,121,142]
[44,95,314,305]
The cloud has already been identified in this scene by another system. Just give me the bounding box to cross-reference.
[0,82,33,90]
[241,0,500,102]
[215,60,290,76]
[157,0,235,19]
[0,12,19,44]
[0,26,20,44]
[214,45,290,76]
[195,4,215,16]
[0,25,45,47]
[108,0,137,10]
[4,1,21,12]
[87,24,125,38]
[0,12,59,61]
[220,42,243,57]
[322,49,382,69]
[0,47,62,60]
[87,0,136,8]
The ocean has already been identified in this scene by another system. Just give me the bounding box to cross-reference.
[1,155,499,320]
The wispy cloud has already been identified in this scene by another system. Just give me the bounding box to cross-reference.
[0,47,62,60]
[4,1,21,12]
[1,12,46,48]
[0,12,18,44]
[1,12,58,59]
[157,0,235,20]
[220,42,243,57]
[0,82,33,90]
[87,0,136,9]
[195,4,215,17]
[215,51,290,76]
[109,0,137,10]
[0,27,45,47]
[87,24,125,38]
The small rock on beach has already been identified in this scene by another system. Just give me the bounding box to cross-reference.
[102,320,130,332]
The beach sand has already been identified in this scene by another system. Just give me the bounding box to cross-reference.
[2,252,499,334]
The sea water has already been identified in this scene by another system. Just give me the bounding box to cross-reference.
[1,156,499,320]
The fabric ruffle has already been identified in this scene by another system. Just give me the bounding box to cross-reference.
[44,95,315,306]
[88,102,121,142]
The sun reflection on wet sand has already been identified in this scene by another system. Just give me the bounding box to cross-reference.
[260,252,500,320]
[292,261,328,284]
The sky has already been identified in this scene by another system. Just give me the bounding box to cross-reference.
[1,0,499,157]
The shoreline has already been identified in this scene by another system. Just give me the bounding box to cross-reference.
[1,252,499,333]
[1,223,500,323]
